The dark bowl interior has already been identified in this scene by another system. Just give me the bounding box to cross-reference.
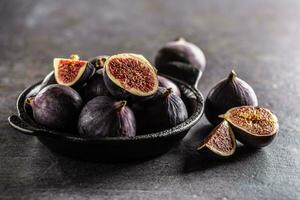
[9,74,204,162]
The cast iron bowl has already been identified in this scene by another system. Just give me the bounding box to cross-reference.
[8,65,204,162]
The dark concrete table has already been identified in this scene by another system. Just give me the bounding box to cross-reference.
[1,0,299,199]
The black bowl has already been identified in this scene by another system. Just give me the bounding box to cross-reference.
[8,65,204,162]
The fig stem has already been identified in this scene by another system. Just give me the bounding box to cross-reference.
[115,100,127,110]
[25,97,34,105]
[218,114,225,119]
[228,70,237,81]
[163,88,173,97]
[174,37,186,42]
[70,54,80,60]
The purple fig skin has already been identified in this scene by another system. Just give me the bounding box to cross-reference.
[155,37,206,72]
[204,71,258,125]
[231,125,277,148]
[80,69,110,102]
[78,96,136,137]
[30,84,82,131]
[26,71,57,99]
[158,75,181,97]
[73,62,95,87]
[142,87,188,133]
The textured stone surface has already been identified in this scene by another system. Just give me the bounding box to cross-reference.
[1,0,300,199]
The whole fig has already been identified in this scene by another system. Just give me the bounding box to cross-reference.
[205,70,258,125]
[28,84,82,131]
[155,37,206,72]
[80,69,110,102]
[142,87,188,132]
[78,96,136,137]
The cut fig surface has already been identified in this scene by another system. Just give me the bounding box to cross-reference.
[104,53,158,98]
[54,55,94,87]
[223,106,279,147]
[197,120,236,157]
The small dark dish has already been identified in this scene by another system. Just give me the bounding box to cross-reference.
[8,66,204,162]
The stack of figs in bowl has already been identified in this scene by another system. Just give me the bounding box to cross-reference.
[9,38,207,161]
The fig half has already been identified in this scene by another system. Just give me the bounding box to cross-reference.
[197,121,236,158]
[222,106,279,148]
[103,53,159,100]
[54,54,95,87]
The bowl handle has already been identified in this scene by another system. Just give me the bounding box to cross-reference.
[157,62,203,88]
[8,115,46,136]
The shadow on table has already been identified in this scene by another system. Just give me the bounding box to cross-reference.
[181,124,263,173]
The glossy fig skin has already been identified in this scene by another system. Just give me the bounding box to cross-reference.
[141,87,188,133]
[158,75,181,96]
[197,120,236,159]
[30,84,82,131]
[223,106,279,148]
[78,96,136,138]
[26,71,57,99]
[155,37,206,72]
[204,70,258,125]
[80,69,110,102]
[103,53,158,101]
[231,126,277,148]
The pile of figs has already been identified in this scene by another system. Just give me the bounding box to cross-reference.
[198,71,279,158]
[23,36,280,159]
[26,51,195,138]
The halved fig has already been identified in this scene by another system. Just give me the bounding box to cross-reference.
[54,54,95,87]
[197,120,236,158]
[103,53,159,100]
[222,106,279,148]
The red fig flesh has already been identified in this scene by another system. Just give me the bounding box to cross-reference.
[54,54,95,87]
[104,53,158,99]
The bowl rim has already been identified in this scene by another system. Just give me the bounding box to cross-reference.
[14,74,204,143]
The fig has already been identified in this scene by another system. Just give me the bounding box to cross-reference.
[88,55,109,69]
[54,54,95,87]
[222,106,279,148]
[142,87,188,132]
[197,120,236,158]
[80,69,110,102]
[78,96,136,137]
[26,71,57,99]
[158,75,181,96]
[28,84,82,131]
[155,37,206,72]
[103,53,159,100]
[205,70,258,125]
